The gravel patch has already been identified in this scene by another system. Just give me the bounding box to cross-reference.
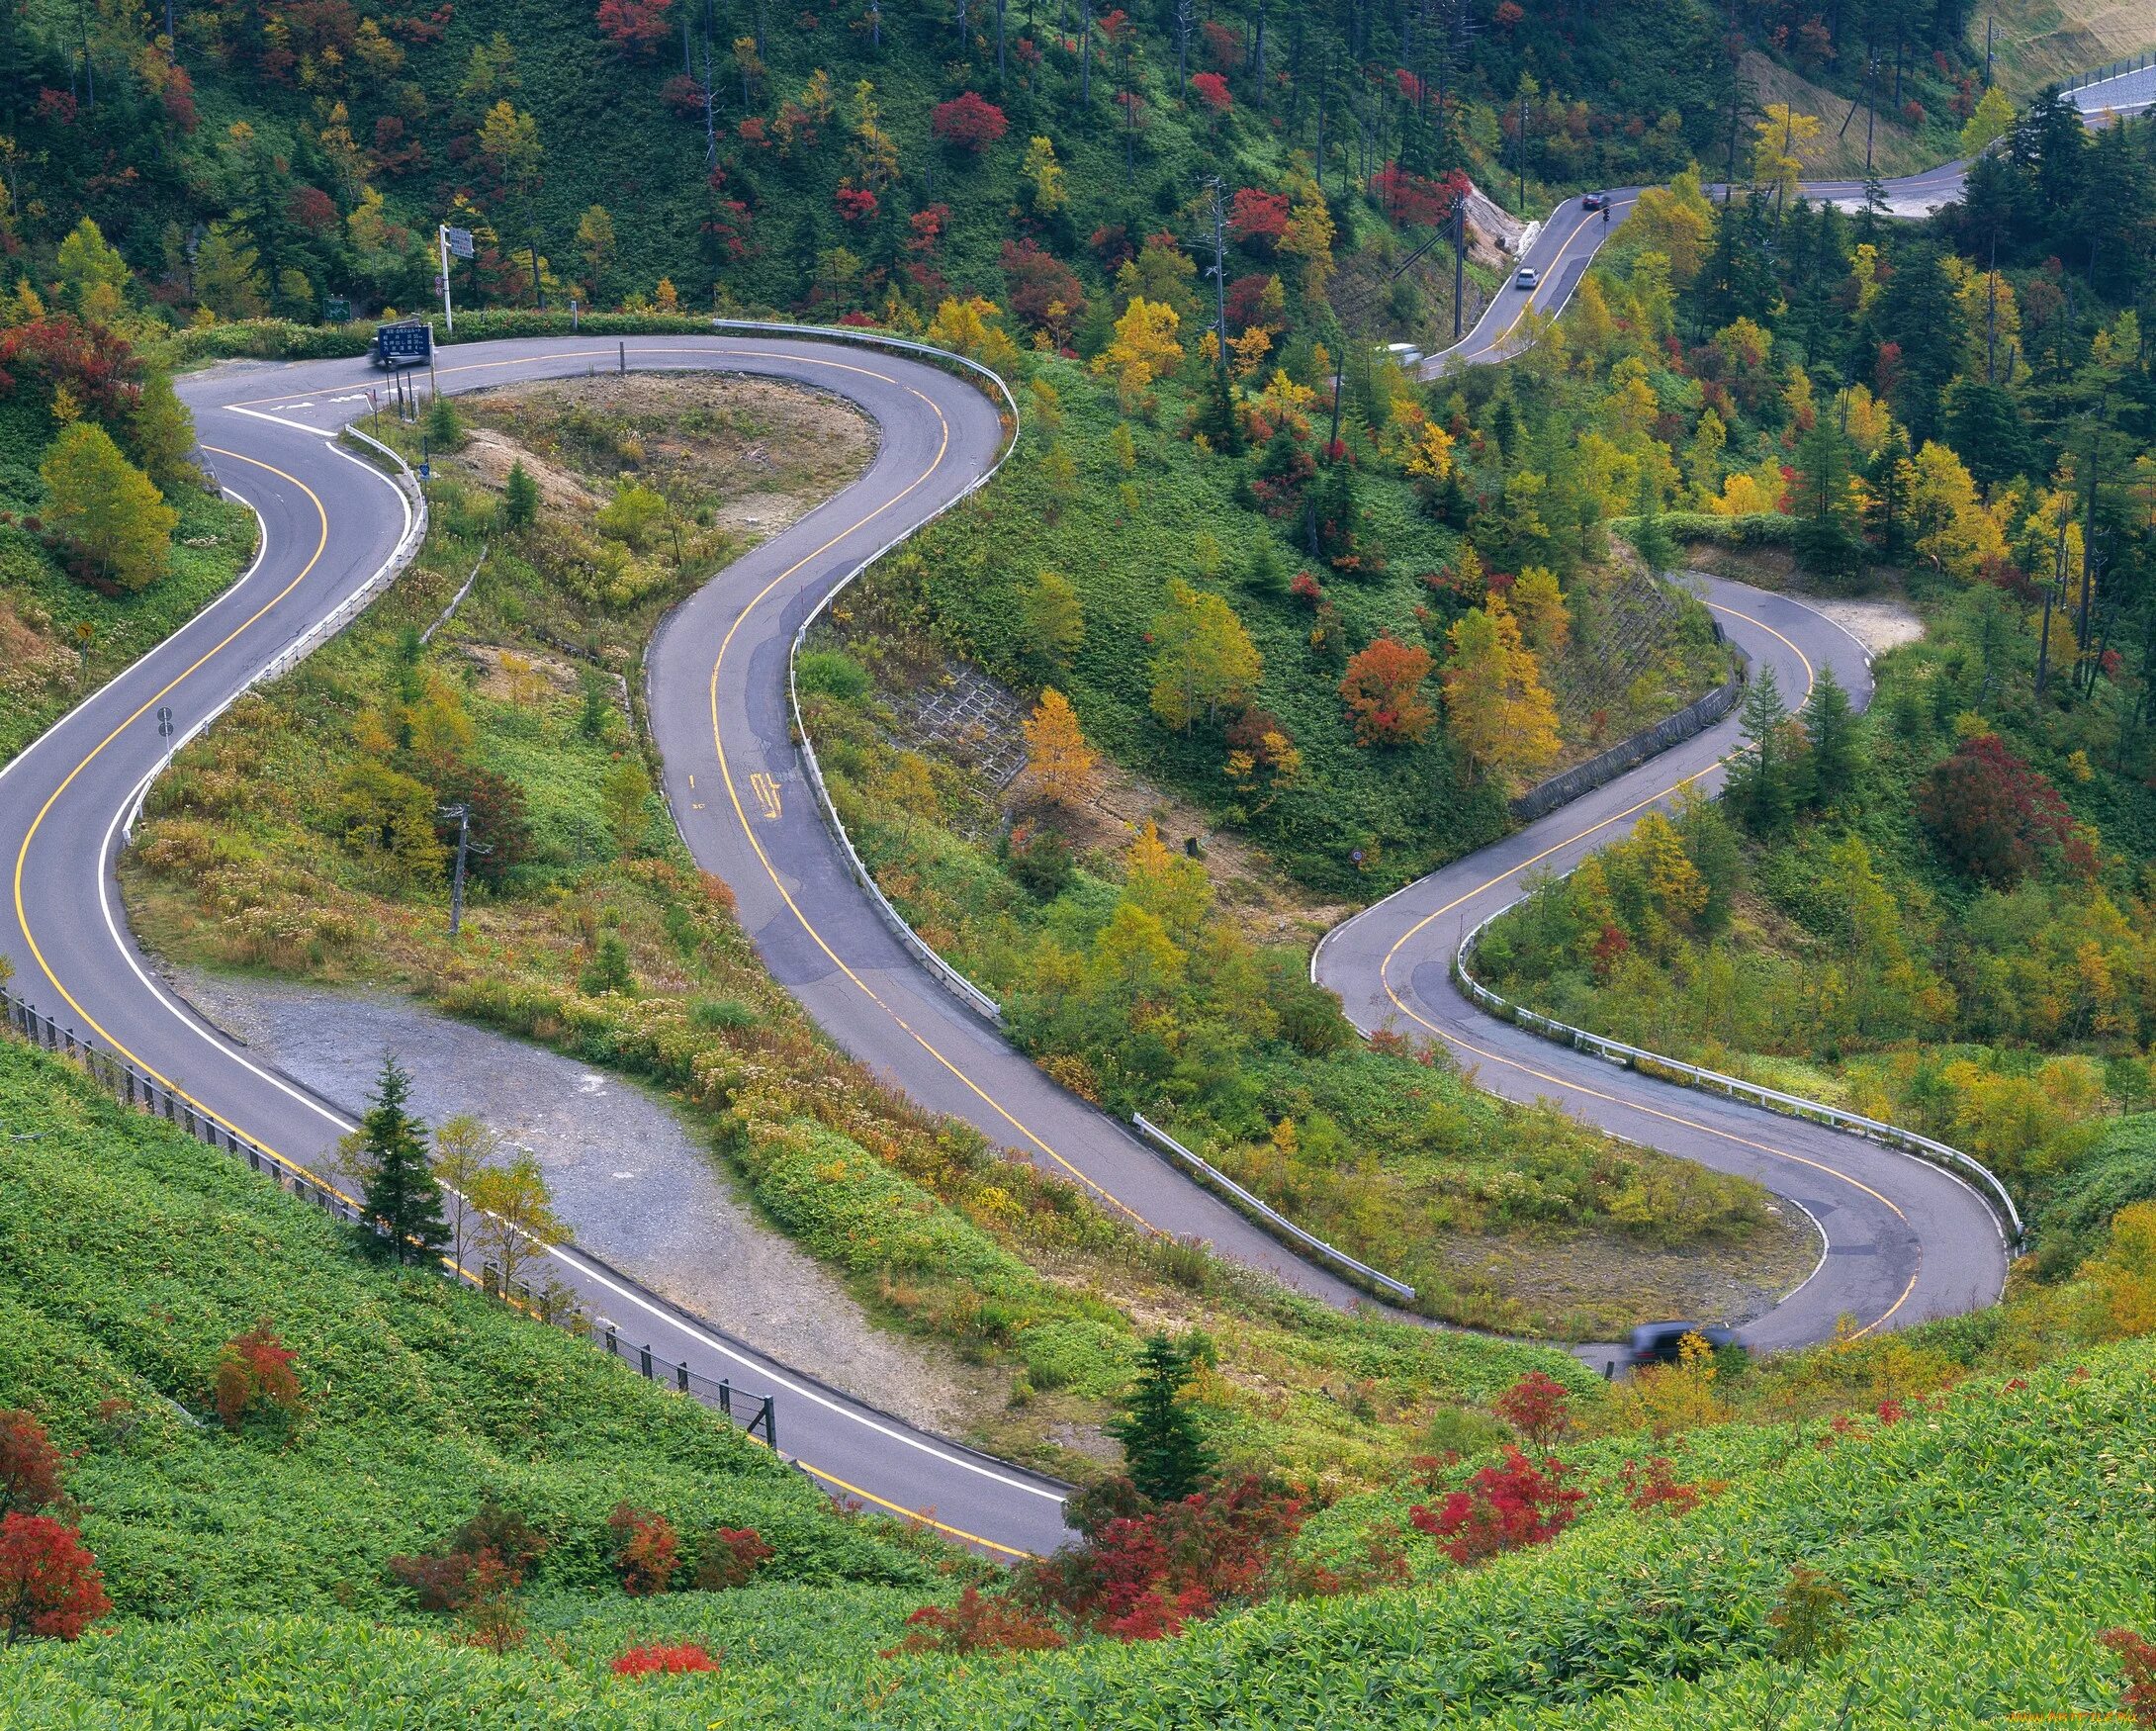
[1798,593,1926,659]
[175,969,1000,1434]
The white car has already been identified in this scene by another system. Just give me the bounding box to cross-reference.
[1515,265,1540,289]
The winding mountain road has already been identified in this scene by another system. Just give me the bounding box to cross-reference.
[6,64,2145,1554]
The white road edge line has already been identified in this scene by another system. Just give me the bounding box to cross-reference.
[102,379,1065,1507]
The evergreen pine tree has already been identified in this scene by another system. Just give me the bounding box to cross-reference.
[352,1054,451,1265]
[502,461,540,529]
[1726,664,1798,836]
[1107,1332,1214,1503]
[1801,666,1862,812]
[1629,473,1675,578]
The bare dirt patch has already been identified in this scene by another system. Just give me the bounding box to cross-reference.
[173,969,1009,1437]
[465,641,583,702]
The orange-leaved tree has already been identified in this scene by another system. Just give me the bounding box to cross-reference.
[1022,688,1097,808]
[1338,635,1435,747]
[1442,594,1559,790]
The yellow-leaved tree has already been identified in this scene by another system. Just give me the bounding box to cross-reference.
[1148,579,1260,731]
[40,422,177,592]
[1442,593,1559,789]
[1021,688,1096,809]
[1093,297,1183,408]
[926,296,1021,368]
[1751,105,1821,206]
[1511,566,1571,655]
[1908,439,2008,581]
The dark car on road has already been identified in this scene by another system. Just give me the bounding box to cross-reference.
[1580,192,1608,211]
[1626,1321,1736,1367]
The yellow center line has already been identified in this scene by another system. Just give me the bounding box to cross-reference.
[1372,598,1920,1339]
[793,1462,1036,1559]
[694,354,1155,1230]
[16,371,1062,1545]
[10,443,349,1197]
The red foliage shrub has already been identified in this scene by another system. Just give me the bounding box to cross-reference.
[883,1585,1067,1656]
[0,317,139,421]
[1409,1449,1586,1565]
[661,73,710,118]
[162,63,198,131]
[1222,271,1277,334]
[1619,1456,1702,1517]
[834,184,879,223]
[908,204,950,254]
[1589,923,1631,980]
[1019,1477,1309,1642]
[1918,733,2071,886]
[287,185,338,235]
[596,0,674,55]
[0,1413,64,1519]
[608,1503,680,1595]
[1339,635,1436,746]
[612,1640,721,1676]
[1002,238,1087,328]
[388,1548,482,1611]
[694,1526,773,1592]
[213,1323,301,1433]
[1492,1371,1572,1454]
[1199,18,1239,68]
[1190,71,1232,113]
[2103,1627,2156,1727]
[1370,163,1469,230]
[1228,188,1290,248]
[1290,570,1323,604]
[931,91,1009,152]
[0,1513,110,1643]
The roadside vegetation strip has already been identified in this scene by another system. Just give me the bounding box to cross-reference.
[1451,903,2026,1247]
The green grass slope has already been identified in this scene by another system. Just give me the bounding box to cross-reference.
[0,1038,940,1622]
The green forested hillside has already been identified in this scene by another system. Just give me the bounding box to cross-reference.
[4,1019,2154,1727]
[0,0,1985,336]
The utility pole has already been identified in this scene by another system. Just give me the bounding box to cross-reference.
[1205,177,1229,368]
[1517,88,1528,209]
[1453,199,1467,340]
[437,804,491,938]
[438,225,455,332]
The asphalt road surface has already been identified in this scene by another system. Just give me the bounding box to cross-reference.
[12,66,2144,1551]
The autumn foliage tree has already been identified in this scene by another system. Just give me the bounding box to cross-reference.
[608,1503,680,1595]
[1148,580,1260,731]
[613,1641,722,1675]
[1023,688,1097,808]
[0,1515,110,1645]
[1339,635,1436,746]
[596,0,674,56]
[1442,595,1560,789]
[214,1322,302,1433]
[0,1414,65,1519]
[931,92,1009,153]
[40,421,176,593]
[1918,733,2072,886]
[1408,1448,1585,1564]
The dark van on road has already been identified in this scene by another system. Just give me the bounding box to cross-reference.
[1626,1321,1737,1367]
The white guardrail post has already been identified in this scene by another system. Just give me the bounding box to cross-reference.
[126,424,426,844]
[1129,1113,1418,1304]
[1451,903,2026,1248]
[726,320,1022,1028]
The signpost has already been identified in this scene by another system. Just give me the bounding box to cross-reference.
[437,224,475,332]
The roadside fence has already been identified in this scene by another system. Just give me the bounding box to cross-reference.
[1449,907,2027,1248]
[1508,625,1749,822]
[0,978,782,1446]
[1129,1113,1418,1305]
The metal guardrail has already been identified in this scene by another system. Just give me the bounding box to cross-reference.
[754,323,1022,1028]
[1129,1113,1418,1304]
[594,1320,777,1449]
[0,978,785,1445]
[1449,903,2026,1248]
[127,426,427,843]
[2069,53,2153,91]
